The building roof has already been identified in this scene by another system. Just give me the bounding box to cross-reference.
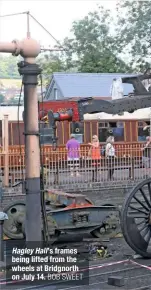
[52,72,136,98]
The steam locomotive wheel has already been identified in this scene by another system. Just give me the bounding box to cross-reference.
[121,179,151,258]
[3,201,60,242]
[3,201,26,239]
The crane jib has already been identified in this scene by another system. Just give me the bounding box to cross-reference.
[77,94,151,117]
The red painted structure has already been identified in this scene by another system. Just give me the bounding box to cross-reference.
[39,100,81,122]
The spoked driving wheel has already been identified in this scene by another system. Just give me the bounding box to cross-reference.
[121,179,151,258]
[3,201,26,239]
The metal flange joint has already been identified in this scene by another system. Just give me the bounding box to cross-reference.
[0,37,41,58]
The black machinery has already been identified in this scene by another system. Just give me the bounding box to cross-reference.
[2,68,151,258]
[3,187,120,243]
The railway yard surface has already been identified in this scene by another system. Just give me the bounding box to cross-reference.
[0,235,151,290]
[1,183,151,290]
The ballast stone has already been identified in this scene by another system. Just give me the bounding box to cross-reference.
[108,276,124,287]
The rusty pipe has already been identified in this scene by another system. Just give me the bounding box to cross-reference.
[3,115,9,187]
[0,42,16,53]
[0,38,40,58]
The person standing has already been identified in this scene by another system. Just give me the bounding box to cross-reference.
[88,135,101,181]
[105,136,116,180]
[66,134,80,177]
[141,136,151,178]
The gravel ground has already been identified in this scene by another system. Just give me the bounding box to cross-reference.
[1,178,151,290]
[1,236,151,290]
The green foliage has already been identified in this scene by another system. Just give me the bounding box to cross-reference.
[0,2,151,76]
[116,0,151,71]
[0,55,20,79]
[62,7,131,73]
[38,53,65,82]
[38,6,131,75]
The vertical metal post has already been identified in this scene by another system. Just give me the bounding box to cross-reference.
[0,220,4,261]
[3,115,9,187]
[0,37,42,242]
[0,0,2,41]
[27,11,31,39]
[150,108,151,137]
[18,61,42,241]
[0,187,4,262]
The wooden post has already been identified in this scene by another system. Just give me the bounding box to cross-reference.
[3,115,9,187]
[1,119,4,150]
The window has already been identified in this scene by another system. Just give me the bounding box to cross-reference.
[111,122,124,142]
[72,134,83,144]
[54,88,58,100]
[70,122,84,144]
[39,122,54,144]
[98,122,109,142]
[138,121,150,141]
[98,121,124,142]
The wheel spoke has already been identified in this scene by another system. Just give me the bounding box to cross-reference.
[147,182,151,202]
[127,212,147,218]
[136,219,146,226]
[133,195,149,211]
[141,227,150,239]
[129,205,149,215]
[139,188,151,208]
[138,223,148,232]
[145,229,151,245]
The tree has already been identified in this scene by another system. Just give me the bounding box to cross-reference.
[63,7,130,73]
[116,1,151,71]
[0,55,20,79]
[38,53,65,83]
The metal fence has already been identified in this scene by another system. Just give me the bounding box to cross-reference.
[0,144,151,192]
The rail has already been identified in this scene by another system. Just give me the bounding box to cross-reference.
[0,145,150,191]
[0,141,145,157]
[47,157,136,184]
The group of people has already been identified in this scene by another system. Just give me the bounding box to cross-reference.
[66,133,151,180]
[66,134,116,180]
